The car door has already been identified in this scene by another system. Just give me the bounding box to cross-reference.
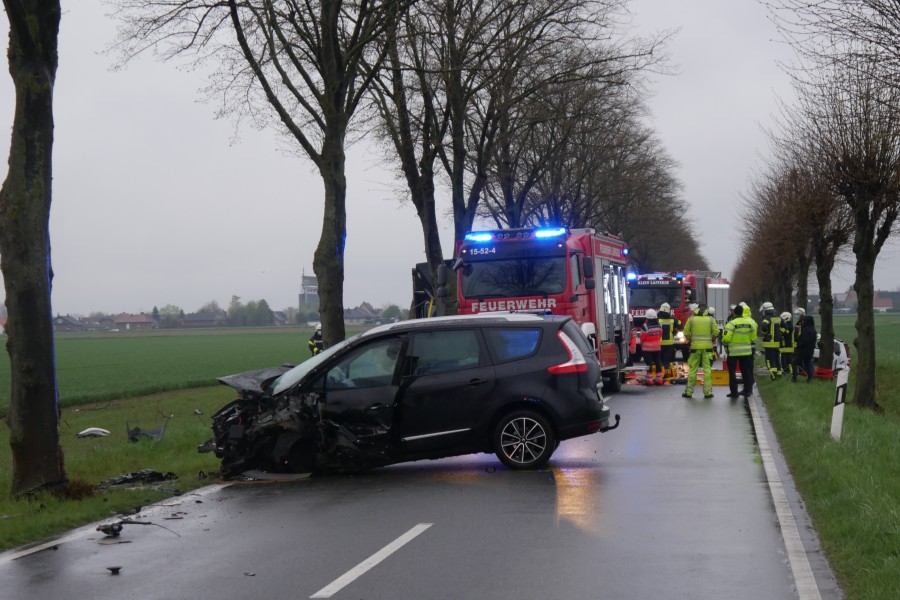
[310,337,405,439]
[395,328,496,454]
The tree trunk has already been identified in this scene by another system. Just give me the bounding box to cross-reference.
[415,178,450,317]
[851,243,878,410]
[313,133,347,346]
[774,267,793,313]
[814,252,835,371]
[795,254,810,310]
[0,0,66,496]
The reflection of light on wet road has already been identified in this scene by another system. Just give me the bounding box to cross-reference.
[551,464,603,534]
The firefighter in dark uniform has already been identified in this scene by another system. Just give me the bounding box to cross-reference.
[657,302,681,381]
[779,311,795,379]
[308,323,325,356]
[759,302,782,380]
[726,304,737,323]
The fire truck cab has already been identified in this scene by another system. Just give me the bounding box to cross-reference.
[453,227,631,391]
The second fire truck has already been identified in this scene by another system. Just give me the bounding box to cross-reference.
[450,227,631,391]
[627,270,730,360]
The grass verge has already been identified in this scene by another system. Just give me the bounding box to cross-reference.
[758,340,899,598]
[0,386,233,552]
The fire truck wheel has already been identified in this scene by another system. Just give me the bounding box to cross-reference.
[493,410,555,470]
[604,371,623,393]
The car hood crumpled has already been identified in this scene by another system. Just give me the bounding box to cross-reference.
[217,366,293,394]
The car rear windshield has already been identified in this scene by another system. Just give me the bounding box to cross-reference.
[483,327,542,363]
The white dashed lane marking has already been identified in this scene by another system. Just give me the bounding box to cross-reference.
[310,523,433,599]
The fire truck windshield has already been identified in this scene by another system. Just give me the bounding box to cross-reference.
[629,286,682,308]
[459,257,567,299]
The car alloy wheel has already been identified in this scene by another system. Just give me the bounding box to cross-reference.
[493,410,556,470]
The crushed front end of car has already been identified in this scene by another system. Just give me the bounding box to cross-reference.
[199,369,394,478]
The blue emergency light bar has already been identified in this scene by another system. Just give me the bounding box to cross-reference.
[464,227,568,243]
[464,232,494,242]
[626,272,637,281]
[533,227,567,238]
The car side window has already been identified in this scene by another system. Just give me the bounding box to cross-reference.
[409,330,481,376]
[483,328,541,363]
[323,338,403,389]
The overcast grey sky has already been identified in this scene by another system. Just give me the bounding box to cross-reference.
[2,1,898,317]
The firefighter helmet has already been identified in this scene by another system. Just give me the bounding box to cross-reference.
[708,306,716,316]
[780,312,791,321]
[761,301,774,312]
[315,323,322,331]
[794,307,806,316]
[645,309,657,319]
[659,303,670,312]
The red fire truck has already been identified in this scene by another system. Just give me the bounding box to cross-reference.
[627,271,730,359]
[452,227,631,391]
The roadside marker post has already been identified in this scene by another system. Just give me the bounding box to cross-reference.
[830,368,849,441]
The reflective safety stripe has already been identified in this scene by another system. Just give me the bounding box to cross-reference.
[762,318,781,348]
[659,318,675,345]
[724,320,755,356]
[642,325,663,352]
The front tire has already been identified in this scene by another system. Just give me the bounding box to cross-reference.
[493,410,556,470]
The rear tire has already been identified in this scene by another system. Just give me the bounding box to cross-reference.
[493,410,556,470]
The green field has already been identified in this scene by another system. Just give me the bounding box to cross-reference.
[0,326,371,413]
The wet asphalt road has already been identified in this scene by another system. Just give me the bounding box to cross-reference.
[0,383,841,600]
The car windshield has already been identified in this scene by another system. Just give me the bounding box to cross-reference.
[270,337,354,395]
[629,286,682,309]
[460,257,567,298]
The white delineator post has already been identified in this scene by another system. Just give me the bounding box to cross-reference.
[830,368,849,441]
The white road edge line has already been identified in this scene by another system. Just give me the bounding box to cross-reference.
[748,393,822,600]
[310,523,433,599]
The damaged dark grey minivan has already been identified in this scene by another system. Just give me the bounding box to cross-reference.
[201,313,619,477]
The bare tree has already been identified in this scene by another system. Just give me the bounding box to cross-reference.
[499,73,708,273]
[732,234,779,313]
[767,0,900,93]
[432,0,666,243]
[771,139,853,367]
[111,0,410,345]
[740,168,805,311]
[790,55,900,410]
[1,0,67,496]
[365,1,464,317]
[367,0,664,312]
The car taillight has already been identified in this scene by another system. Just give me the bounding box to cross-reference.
[547,331,588,374]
